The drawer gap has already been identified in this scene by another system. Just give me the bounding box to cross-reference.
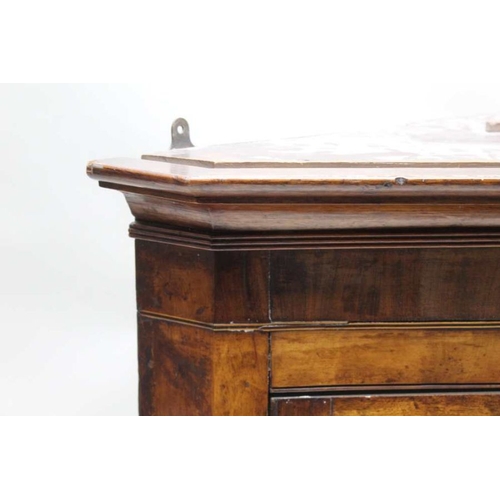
[271,384,500,398]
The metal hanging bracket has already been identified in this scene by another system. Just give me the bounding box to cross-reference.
[486,117,500,133]
[170,118,194,149]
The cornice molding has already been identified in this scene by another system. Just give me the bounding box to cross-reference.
[130,220,500,251]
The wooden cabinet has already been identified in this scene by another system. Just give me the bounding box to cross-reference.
[88,117,500,416]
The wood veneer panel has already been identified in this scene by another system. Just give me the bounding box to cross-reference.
[271,248,500,322]
[136,240,269,324]
[271,329,500,388]
[333,394,500,416]
[138,316,269,416]
[136,240,214,322]
[139,317,212,416]
[212,332,269,416]
[214,251,269,323]
[272,394,500,416]
[138,315,155,417]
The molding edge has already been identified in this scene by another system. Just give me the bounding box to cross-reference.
[130,220,500,251]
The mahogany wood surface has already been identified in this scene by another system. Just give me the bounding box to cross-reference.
[270,247,500,322]
[121,190,500,231]
[271,393,500,416]
[271,328,500,388]
[130,221,500,251]
[136,240,270,324]
[136,241,215,323]
[138,315,269,416]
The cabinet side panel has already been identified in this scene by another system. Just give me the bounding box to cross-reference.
[138,316,269,416]
[136,240,214,322]
[138,315,155,416]
[214,251,270,323]
[212,332,269,416]
[138,316,213,416]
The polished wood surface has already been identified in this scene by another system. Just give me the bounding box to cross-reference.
[89,160,500,198]
[138,316,268,416]
[130,221,500,251]
[136,240,269,324]
[136,241,215,323]
[88,117,500,231]
[121,191,500,231]
[89,116,500,416]
[271,247,500,322]
[271,393,500,416]
[271,328,500,388]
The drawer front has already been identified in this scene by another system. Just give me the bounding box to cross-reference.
[271,328,500,388]
[271,393,500,416]
[271,248,500,323]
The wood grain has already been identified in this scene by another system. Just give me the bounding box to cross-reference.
[333,394,500,416]
[271,329,500,388]
[272,393,500,416]
[138,316,269,416]
[136,240,214,322]
[214,250,270,323]
[122,190,500,231]
[130,221,500,251]
[136,240,269,324]
[212,332,269,416]
[271,247,500,322]
[87,117,500,231]
[138,315,155,417]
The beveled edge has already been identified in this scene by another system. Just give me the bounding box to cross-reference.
[89,157,500,231]
[87,157,500,200]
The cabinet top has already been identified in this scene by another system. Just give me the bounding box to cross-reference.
[145,116,500,167]
[87,115,500,232]
[88,115,500,198]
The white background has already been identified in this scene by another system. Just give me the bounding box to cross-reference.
[1,1,500,417]
[1,2,500,499]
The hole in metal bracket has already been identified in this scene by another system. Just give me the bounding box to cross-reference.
[171,118,194,149]
[486,118,500,133]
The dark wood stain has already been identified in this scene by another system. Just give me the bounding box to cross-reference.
[138,316,212,416]
[271,248,500,322]
[130,221,500,251]
[138,315,269,416]
[123,192,500,231]
[137,315,155,416]
[136,240,215,322]
[214,251,269,323]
